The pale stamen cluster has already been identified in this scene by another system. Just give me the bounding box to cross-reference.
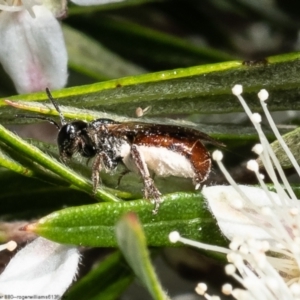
[170,85,300,299]
[219,85,300,281]
[170,230,300,299]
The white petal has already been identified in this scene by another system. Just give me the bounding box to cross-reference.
[0,6,68,94]
[71,0,125,5]
[203,185,280,241]
[0,237,79,296]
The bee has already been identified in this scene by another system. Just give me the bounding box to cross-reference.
[18,89,224,213]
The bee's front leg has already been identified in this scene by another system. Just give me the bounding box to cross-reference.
[130,144,162,214]
[91,151,115,193]
[91,153,103,193]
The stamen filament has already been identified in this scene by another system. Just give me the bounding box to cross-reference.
[259,93,300,179]
[169,231,229,254]
[213,151,251,204]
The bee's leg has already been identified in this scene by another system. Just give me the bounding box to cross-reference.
[192,162,211,191]
[131,144,162,214]
[92,152,117,193]
[92,154,103,194]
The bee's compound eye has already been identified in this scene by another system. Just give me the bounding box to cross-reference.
[65,124,75,136]
[58,124,75,143]
[57,124,76,154]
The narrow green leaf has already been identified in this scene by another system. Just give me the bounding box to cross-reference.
[268,127,300,169]
[116,213,170,300]
[66,251,134,300]
[1,52,300,118]
[68,0,160,14]
[24,192,227,248]
[0,147,34,177]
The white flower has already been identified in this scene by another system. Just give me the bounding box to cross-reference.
[0,0,126,94]
[0,237,80,297]
[0,1,68,93]
[170,85,300,299]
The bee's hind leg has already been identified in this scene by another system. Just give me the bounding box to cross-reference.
[130,144,162,214]
[92,154,103,194]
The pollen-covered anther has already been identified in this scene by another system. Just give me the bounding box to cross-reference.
[247,159,259,172]
[232,289,247,299]
[258,89,269,102]
[227,253,243,268]
[229,237,244,251]
[252,143,263,155]
[168,231,181,243]
[6,241,17,251]
[290,207,299,216]
[195,282,207,295]
[222,283,233,295]
[0,240,17,252]
[232,84,243,96]
[227,252,237,263]
[246,238,264,251]
[250,112,262,124]
[239,244,249,255]
[212,150,223,161]
[225,264,236,275]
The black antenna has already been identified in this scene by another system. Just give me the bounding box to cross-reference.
[15,88,67,130]
[45,88,66,125]
[16,114,61,129]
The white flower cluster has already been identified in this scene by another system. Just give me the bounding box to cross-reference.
[170,85,300,300]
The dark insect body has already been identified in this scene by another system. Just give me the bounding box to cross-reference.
[20,89,224,213]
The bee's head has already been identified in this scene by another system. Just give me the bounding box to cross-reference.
[58,121,88,161]
[16,89,97,161]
